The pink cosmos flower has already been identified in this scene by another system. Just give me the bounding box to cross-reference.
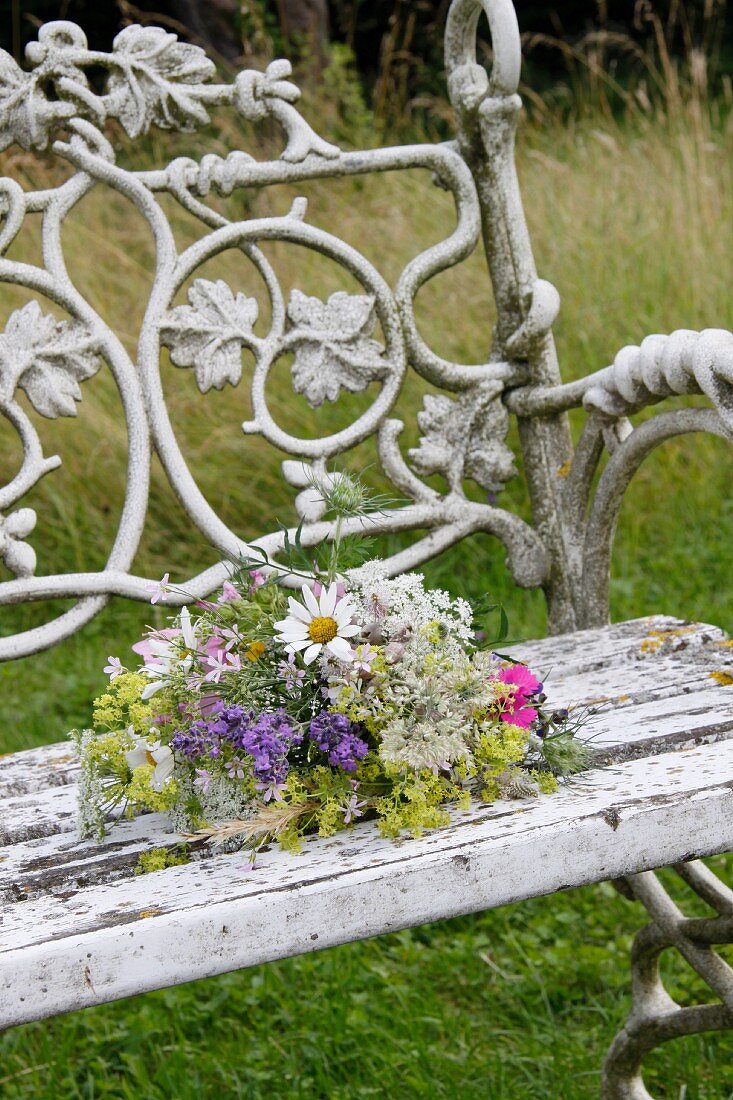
[132,628,181,665]
[202,633,227,662]
[497,665,542,729]
[219,581,241,602]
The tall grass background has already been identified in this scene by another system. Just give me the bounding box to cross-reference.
[0,4,732,1096]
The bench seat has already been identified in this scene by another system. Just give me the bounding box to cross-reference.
[2,614,732,1030]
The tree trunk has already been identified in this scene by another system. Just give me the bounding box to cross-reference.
[276,0,330,70]
[170,0,241,64]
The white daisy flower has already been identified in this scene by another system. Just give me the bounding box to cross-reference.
[124,730,175,792]
[274,582,361,665]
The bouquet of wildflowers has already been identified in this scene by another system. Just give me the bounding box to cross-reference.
[73,478,590,858]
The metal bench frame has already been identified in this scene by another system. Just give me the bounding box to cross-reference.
[0,2,732,1095]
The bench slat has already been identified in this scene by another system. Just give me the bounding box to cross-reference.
[2,739,732,1027]
[1,615,730,1027]
[1,784,80,846]
[505,615,727,674]
[0,813,175,902]
[0,743,79,798]
[541,645,733,706]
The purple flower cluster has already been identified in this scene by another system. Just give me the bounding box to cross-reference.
[171,703,247,761]
[309,711,368,773]
[234,710,303,793]
[171,705,303,797]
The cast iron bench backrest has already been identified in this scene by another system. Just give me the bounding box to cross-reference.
[0,0,732,663]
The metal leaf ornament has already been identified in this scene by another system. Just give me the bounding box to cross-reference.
[0,46,79,152]
[0,301,99,418]
[108,26,216,137]
[409,388,517,494]
[162,279,259,393]
[286,290,388,407]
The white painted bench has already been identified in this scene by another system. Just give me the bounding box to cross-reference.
[0,3,732,1097]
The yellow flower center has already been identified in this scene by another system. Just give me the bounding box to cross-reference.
[308,616,338,644]
[246,641,266,662]
[145,750,157,768]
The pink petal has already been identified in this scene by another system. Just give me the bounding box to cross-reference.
[501,706,537,729]
[132,628,180,663]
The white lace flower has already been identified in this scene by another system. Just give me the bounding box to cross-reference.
[124,732,175,792]
[274,582,361,665]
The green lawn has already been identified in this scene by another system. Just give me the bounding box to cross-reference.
[1,62,733,1100]
[2,866,733,1099]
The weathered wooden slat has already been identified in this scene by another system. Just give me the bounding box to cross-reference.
[2,739,733,1027]
[571,684,733,754]
[1,784,79,845]
[0,742,78,797]
[0,812,176,903]
[504,615,727,675]
[1,616,731,1028]
[541,647,733,706]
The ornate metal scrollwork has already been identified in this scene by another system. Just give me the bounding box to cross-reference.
[0,5,729,651]
[0,12,551,660]
[602,863,733,1100]
[504,324,733,630]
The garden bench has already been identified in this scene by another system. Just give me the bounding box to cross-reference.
[0,1,731,1096]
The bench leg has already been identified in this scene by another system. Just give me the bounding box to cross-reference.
[600,862,733,1099]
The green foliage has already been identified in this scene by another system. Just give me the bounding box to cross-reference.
[135,847,190,876]
[318,43,375,145]
[539,730,594,777]
[92,673,159,735]
[126,766,179,815]
[532,769,559,796]
[75,727,133,778]
[376,770,460,838]
[474,724,528,773]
